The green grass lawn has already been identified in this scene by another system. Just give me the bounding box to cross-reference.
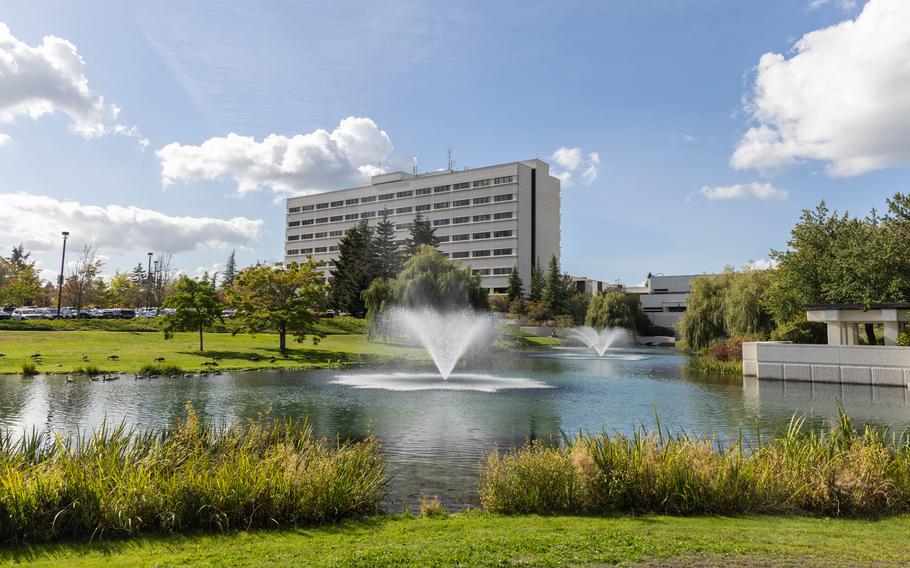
[3,513,908,567]
[0,330,423,374]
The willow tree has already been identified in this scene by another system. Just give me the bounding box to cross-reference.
[229,260,326,353]
[390,245,488,311]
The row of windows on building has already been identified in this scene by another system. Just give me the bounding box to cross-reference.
[288,228,515,243]
[286,176,515,214]
[287,247,514,258]
[287,194,514,227]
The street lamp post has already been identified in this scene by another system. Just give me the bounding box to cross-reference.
[152,260,159,309]
[56,232,69,317]
[146,252,153,310]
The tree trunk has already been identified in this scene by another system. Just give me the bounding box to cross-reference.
[199,326,204,351]
[865,323,877,345]
[279,324,286,354]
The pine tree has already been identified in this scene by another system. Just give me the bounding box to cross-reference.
[8,244,33,270]
[543,254,569,315]
[529,259,545,302]
[330,220,375,316]
[506,266,524,302]
[128,263,147,287]
[222,249,237,290]
[406,213,438,256]
[373,212,403,279]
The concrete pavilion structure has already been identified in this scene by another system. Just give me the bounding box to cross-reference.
[806,303,910,347]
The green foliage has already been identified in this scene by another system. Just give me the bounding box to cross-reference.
[389,245,488,311]
[898,329,910,347]
[585,291,648,333]
[506,266,523,302]
[0,405,385,544]
[677,273,731,351]
[542,255,572,316]
[565,293,590,325]
[372,212,403,279]
[137,363,183,376]
[723,268,775,337]
[529,261,545,302]
[480,411,910,517]
[686,355,743,375]
[221,249,237,291]
[73,364,103,376]
[330,220,376,317]
[417,496,448,518]
[0,244,43,306]
[229,260,326,353]
[20,361,37,376]
[769,320,828,344]
[161,276,222,351]
[406,213,438,256]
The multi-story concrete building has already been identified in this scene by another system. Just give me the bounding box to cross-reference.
[284,159,560,294]
[625,274,696,330]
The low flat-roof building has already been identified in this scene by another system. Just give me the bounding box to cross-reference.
[625,274,696,330]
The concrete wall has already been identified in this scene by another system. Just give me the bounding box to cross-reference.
[743,341,910,386]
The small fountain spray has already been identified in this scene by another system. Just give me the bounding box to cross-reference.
[567,326,629,356]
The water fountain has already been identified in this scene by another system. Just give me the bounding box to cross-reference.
[567,326,629,356]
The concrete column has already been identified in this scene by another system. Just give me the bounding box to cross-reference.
[845,324,858,345]
[884,321,900,346]
[827,322,842,345]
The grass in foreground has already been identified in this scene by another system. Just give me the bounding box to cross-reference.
[0,330,424,374]
[0,405,384,545]
[3,513,909,567]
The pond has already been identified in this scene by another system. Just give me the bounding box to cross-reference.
[2,345,910,510]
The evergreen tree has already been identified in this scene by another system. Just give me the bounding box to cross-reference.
[7,244,33,270]
[373,212,403,278]
[406,213,438,256]
[222,249,237,291]
[330,220,375,316]
[128,263,147,287]
[542,255,570,315]
[506,266,524,302]
[529,260,545,302]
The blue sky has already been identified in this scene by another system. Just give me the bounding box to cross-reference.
[1,0,908,285]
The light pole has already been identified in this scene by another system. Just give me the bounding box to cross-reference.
[56,231,69,317]
[146,252,153,309]
[152,260,159,309]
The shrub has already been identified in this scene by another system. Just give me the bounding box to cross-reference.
[73,364,104,376]
[554,315,574,329]
[418,496,448,518]
[138,363,183,376]
[770,320,827,344]
[897,329,910,347]
[508,297,527,317]
[526,301,551,325]
[0,404,385,544]
[20,361,37,376]
[488,295,509,313]
[708,338,743,362]
[478,411,910,517]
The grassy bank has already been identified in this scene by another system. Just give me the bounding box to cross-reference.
[0,316,367,335]
[4,513,909,567]
[480,412,910,517]
[0,406,384,545]
[0,330,423,374]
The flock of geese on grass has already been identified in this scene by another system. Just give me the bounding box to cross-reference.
[0,352,284,384]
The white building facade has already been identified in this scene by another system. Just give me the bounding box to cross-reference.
[626,274,695,330]
[284,159,560,294]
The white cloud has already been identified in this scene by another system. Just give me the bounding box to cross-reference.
[731,0,910,177]
[156,116,394,196]
[745,258,778,271]
[0,133,10,145]
[0,192,261,253]
[809,0,857,10]
[700,182,789,201]
[550,147,601,187]
[0,22,141,142]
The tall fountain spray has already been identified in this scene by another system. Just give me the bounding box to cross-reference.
[388,307,493,380]
[567,326,629,356]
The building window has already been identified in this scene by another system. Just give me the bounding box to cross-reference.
[473,214,491,222]
[437,235,450,242]
[472,196,491,205]
[301,233,313,239]
[288,206,301,213]
[330,215,343,222]
[473,179,492,188]
[433,202,450,209]
[493,267,512,275]
[452,216,469,224]
[378,193,394,201]
[345,213,359,220]
[345,198,360,205]
[316,202,330,209]
[315,232,327,238]
[432,219,450,226]
[493,211,513,220]
[452,233,469,241]
[472,250,491,257]
[494,176,513,184]
[315,217,328,224]
[416,204,431,212]
[288,221,300,227]
[361,210,377,218]
[287,249,299,255]
[330,200,344,208]
[493,248,513,256]
[453,199,470,207]
[314,246,328,253]
[302,204,315,211]
[493,230,513,238]
[451,251,469,259]
[396,223,412,230]
[453,182,470,190]
[396,206,413,214]
[415,187,431,195]
[361,195,377,203]
[396,190,413,198]
[472,268,491,276]
[379,208,393,216]
[473,232,491,239]
[301,248,313,254]
[302,219,315,225]
[433,185,450,193]
[288,235,300,241]
[494,194,513,202]
[329,230,343,237]
[329,245,340,252]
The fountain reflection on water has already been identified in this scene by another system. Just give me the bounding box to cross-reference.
[566,326,630,356]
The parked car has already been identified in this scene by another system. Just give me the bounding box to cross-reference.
[11,307,46,320]
[0,308,12,320]
[222,309,237,319]
[135,308,158,318]
[57,307,78,318]
[78,308,103,318]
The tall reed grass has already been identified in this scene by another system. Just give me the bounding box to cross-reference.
[0,404,385,544]
[479,411,910,517]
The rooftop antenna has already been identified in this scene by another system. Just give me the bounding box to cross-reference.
[412,157,418,175]
[447,149,453,171]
